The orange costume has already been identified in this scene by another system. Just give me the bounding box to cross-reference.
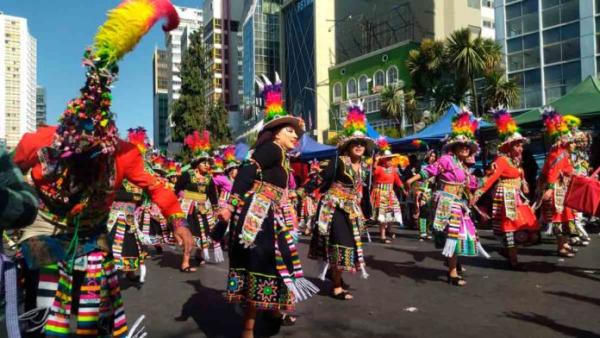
[371,165,404,224]
[475,155,538,247]
[540,146,575,229]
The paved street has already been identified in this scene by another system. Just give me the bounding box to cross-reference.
[121,226,600,338]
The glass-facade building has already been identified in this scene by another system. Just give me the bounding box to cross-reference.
[240,0,281,133]
[496,0,600,112]
[281,0,316,129]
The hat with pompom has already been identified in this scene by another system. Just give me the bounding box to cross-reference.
[337,99,375,153]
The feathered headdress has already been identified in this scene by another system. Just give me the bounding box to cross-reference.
[151,153,167,173]
[166,159,180,177]
[222,145,239,170]
[337,100,375,152]
[185,130,211,161]
[127,127,149,155]
[376,136,396,159]
[255,73,305,137]
[411,139,428,150]
[212,155,225,173]
[309,159,321,173]
[541,107,573,147]
[442,109,480,154]
[391,155,410,169]
[55,0,179,158]
[491,108,527,151]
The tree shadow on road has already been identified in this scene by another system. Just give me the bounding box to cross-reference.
[504,311,599,337]
[364,254,447,284]
[544,290,600,307]
[174,280,283,338]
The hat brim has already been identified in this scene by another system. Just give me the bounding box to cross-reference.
[442,139,480,154]
[225,163,239,171]
[498,135,529,150]
[261,116,305,137]
[337,135,376,154]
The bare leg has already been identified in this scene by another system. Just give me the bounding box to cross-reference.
[448,256,466,286]
[507,247,518,266]
[241,305,257,338]
[331,269,353,299]
[180,252,197,272]
[379,223,387,242]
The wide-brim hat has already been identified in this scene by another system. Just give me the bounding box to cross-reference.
[498,132,529,151]
[442,135,480,154]
[191,152,212,163]
[260,115,306,138]
[225,162,239,171]
[337,133,376,154]
[378,149,400,161]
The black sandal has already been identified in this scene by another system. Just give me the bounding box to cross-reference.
[447,275,466,286]
[179,266,197,273]
[331,291,353,300]
[280,314,297,326]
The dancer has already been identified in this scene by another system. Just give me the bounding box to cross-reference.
[12,2,194,335]
[407,110,489,287]
[218,74,317,338]
[471,109,538,269]
[309,100,373,300]
[538,108,578,257]
[411,142,435,240]
[371,137,404,243]
[298,160,322,235]
[569,118,591,246]
[175,130,222,269]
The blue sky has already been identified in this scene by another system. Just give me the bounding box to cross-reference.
[1,0,203,138]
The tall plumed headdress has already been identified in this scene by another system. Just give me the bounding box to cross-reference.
[376,136,397,159]
[222,145,239,171]
[541,107,574,147]
[255,73,305,137]
[55,0,179,158]
[411,139,428,150]
[491,108,527,151]
[212,155,225,173]
[442,109,480,154]
[391,155,410,169]
[150,153,167,174]
[166,159,181,177]
[184,130,212,161]
[337,100,375,153]
[127,127,149,155]
[563,115,588,143]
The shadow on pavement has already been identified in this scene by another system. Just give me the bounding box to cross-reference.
[504,311,599,337]
[174,280,283,338]
[544,290,600,307]
[364,254,446,284]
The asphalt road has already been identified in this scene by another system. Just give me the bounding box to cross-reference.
[120,225,600,338]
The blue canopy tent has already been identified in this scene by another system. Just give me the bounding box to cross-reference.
[296,134,337,160]
[389,104,490,151]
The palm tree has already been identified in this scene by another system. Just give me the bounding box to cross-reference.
[483,71,521,112]
[380,83,405,130]
[404,89,418,133]
[445,28,487,116]
[406,39,445,97]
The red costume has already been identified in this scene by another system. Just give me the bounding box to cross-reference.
[541,146,575,224]
[371,165,404,224]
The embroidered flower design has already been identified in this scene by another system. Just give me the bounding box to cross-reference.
[257,279,278,302]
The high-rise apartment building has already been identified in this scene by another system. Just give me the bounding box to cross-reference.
[0,12,37,150]
[164,6,203,142]
[495,0,599,112]
[153,48,169,149]
[481,0,497,39]
[36,85,46,127]
[203,0,244,110]
[238,0,282,136]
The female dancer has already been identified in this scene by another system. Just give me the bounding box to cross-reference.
[371,137,404,243]
[309,101,373,300]
[218,74,317,338]
[298,160,322,235]
[407,110,489,286]
[538,109,578,257]
[471,109,538,269]
[176,131,221,270]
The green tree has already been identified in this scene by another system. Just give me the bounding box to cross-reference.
[404,89,418,133]
[208,99,232,145]
[482,71,521,113]
[380,82,405,127]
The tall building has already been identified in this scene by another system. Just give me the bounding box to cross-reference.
[36,86,46,127]
[164,6,203,142]
[495,0,600,112]
[238,0,282,136]
[0,12,37,150]
[153,48,169,149]
[481,0,497,39]
[203,0,245,112]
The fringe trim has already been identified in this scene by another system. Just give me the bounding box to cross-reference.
[318,262,329,281]
[126,315,147,338]
[288,278,319,303]
[442,238,457,258]
[211,243,225,263]
[360,263,369,279]
[19,307,50,333]
[202,248,210,261]
[477,243,491,259]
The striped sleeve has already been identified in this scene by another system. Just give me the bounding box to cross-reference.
[0,149,38,229]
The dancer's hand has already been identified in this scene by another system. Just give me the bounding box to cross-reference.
[218,208,232,222]
[174,226,194,256]
[542,189,554,201]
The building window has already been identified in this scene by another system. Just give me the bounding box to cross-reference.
[507,33,540,71]
[468,0,481,9]
[543,22,580,65]
[373,70,385,88]
[544,60,581,102]
[542,0,580,28]
[333,82,342,102]
[508,68,542,109]
[483,0,494,8]
[347,78,357,99]
[596,16,600,53]
[358,75,369,96]
[483,20,494,28]
[506,0,539,38]
[386,67,399,86]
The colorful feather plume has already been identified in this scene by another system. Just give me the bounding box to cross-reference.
[450,110,479,139]
[184,130,211,158]
[256,74,288,123]
[94,0,179,67]
[376,137,390,152]
[127,127,148,155]
[151,153,166,171]
[343,102,367,137]
[55,0,179,157]
[411,139,426,148]
[213,155,224,172]
[223,145,236,164]
[563,114,581,131]
[492,109,518,143]
[166,159,180,176]
[541,107,570,142]
[392,155,410,168]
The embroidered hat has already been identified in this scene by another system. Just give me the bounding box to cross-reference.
[442,108,480,154]
[491,108,528,151]
[255,73,305,137]
[541,107,574,147]
[337,100,375,153]
[184,130,212,162]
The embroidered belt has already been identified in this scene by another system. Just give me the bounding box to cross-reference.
[183,190,207,202]
[499,178,521,188]
[329,182,358,203]
[439,181,464,197]
[251,181,287,203]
